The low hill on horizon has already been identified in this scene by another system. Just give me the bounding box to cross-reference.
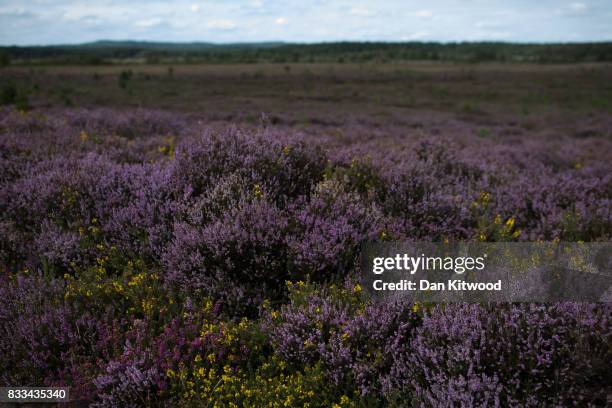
[1,40,611,65]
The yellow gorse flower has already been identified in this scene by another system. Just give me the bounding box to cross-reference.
[253,184,263,198]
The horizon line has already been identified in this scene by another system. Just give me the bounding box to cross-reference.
[3,39,612,48]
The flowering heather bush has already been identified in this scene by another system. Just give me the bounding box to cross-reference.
[0,274,121,402]
[267,281,421,400]
[269,284,612,406]
[165,195,291,314]
[287,187,377,285]
[168,128,326,204]
[388,302,611,407]
[0,107,611,405]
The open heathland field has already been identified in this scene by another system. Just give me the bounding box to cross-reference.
[1,61,611,406]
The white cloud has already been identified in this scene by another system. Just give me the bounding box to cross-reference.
[570,2,588,11]
[0,0,610,45]
[61,5,129,22]
[0,6,27,16]
[206,19,236,30]
[349,6,374,16]
[476,21,501,29]
[401,31,429,40]
[135,18,162,27]
[415,10,433,18]
[481,31,511,39]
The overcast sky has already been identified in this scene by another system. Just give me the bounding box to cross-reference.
[1,1,611,46]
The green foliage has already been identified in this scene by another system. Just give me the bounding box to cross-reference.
[471,192,522,242]
[59,87,74,107]
[476,127,492,138]
[0,82,31,110]
[1,82,17,105]
[327,157,384,197]
[171,355,349,407]
[0,51,10,67]
[63,230,173,322]
[165,285,360,408]
[14,94,31,111]
[118,69,133,89]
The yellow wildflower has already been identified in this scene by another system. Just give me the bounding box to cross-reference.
[253,184,263,198]
[112,281,124,293]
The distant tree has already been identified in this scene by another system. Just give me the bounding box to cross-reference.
[2,41,612,65]
[1,82,17,105]
[0,52,10,67]
[118,70,133,89]
[146,54,160,64]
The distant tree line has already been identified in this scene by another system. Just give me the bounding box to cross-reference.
[2,41,612,65]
